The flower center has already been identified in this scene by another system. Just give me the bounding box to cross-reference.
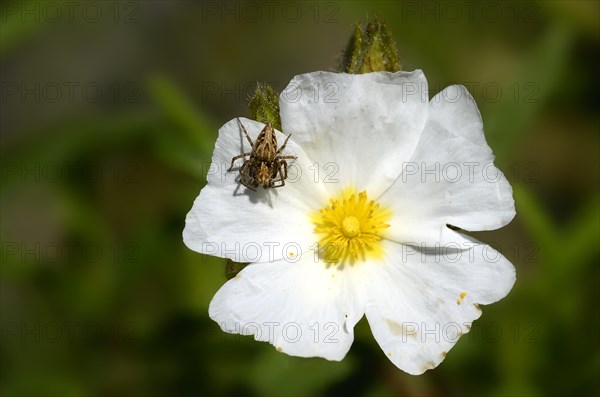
[342,216,361,237]
[312,189,391,265]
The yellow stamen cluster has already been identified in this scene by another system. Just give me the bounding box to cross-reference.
[312,189,391,265]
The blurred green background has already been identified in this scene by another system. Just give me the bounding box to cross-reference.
[1,1,599,396]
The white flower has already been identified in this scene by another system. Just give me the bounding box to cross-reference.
[183,70,516,375]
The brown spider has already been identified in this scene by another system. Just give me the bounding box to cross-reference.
[228,118,297,191]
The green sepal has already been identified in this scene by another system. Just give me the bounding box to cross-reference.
[341,16,401,74]
[225,259,250,280]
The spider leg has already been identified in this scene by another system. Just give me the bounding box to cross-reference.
[270,159,290,186]
[281,160,288,180]
[273,161,287,188]
[277,155,297,160]
[237,118,256,149]
[238,162,258,191]
[276,133,293,154]
[239,173,257,191]
[239,159,251,175]
[242,181,257,192]
[229,152,252,171]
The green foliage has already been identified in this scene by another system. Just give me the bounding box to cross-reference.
[246,351,354,396]
[148,76,216,157]
[486,24,571,163]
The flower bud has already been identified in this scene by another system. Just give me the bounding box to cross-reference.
[248,83,281,131]
[342,16,401,74]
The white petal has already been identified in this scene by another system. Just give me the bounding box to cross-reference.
[183,118,326,262]
[209,254,363,361]
[280,71,429,197]
[380,85,515,246]
[354,238,515,375]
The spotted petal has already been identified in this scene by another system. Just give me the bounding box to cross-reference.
[354,237,515,374]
